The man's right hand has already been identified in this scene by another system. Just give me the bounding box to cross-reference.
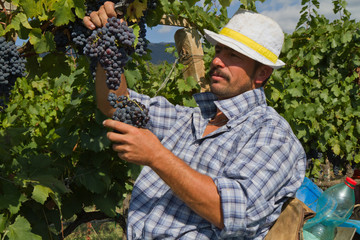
[83,1,117,30]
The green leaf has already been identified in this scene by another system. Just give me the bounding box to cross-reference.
[355,154,360,163]
[29,29,55,54]
[0,214,7,232]
[19,0,42,18]
[341,31,352,43]
[219,0,232,7]
[282,37,293,52]
[0,181,25,215]
[124,69,142,88]
[320,89,330,103]
[5,13,32,33]
[77,168,110,194]
[331,85,341,97]
[287,86,303,97]
[7,216,42,240]
[32,175,70,195]
[73,0,86,18]
[332,143,341,155]
[93,195,117,217]
[32,185,53,204]
[177,79,193,93]
[53,0,76,26]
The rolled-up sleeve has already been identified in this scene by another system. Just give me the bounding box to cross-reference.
[213,126,306,238]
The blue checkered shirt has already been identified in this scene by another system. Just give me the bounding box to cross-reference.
[127,88,306,239]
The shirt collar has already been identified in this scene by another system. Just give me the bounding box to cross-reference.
[194,87,267,120]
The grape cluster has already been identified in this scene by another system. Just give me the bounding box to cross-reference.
[327,149,344,176]
[54,29,69,52]
[84,17,135,90]
[135,17,148,56]
[69,20,93,54]
[0,37,26,111]
[108,92,150,128]
[133,0,158,57]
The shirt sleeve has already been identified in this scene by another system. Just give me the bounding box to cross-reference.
[129,90,193,141]
[213,126,306,239]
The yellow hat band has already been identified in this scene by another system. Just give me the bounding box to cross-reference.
[219,27,278,64]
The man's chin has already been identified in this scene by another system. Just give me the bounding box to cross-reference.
[210,85,228,99]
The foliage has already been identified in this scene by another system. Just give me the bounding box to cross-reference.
[0,0,359,238]
[264,0,360,179]
[0,0,239,238]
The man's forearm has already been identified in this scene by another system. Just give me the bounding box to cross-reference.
[95,63,128,117]
[150,149,225,229]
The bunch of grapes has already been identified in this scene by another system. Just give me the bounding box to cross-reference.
[133,0,159,57]
[0,37,26,111]
[69,20,93,54]
[135,17,148,56]
[108,92,150,128]
[84,17,135,90]
[54,29,70,52]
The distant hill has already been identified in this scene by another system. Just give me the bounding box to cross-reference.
[148,42,176,64]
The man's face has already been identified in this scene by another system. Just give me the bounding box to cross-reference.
[209,44,259,100]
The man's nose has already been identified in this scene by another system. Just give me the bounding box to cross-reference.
[211,56,225,68]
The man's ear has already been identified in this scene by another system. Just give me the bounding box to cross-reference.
[254,65,273,87]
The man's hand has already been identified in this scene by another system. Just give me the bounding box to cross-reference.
[103,119,169,166]
[83,1,117,30]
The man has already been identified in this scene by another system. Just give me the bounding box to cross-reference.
[84,3,306,239]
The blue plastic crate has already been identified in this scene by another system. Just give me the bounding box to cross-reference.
[296,177,360,234]
[296,177,323,212]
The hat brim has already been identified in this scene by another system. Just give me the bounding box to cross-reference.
[204,29,285,69]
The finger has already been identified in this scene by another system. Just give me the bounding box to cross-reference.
[104,1,117,17]
[103,119,133,134]
[89,11,103,28]
[112,143,126,152]
[83,16,96,30]
[97,5,110,26]
[107,131,127,143]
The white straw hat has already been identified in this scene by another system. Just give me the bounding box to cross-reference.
[204,9,285,69]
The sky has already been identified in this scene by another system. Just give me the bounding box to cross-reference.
[146,0,360,43]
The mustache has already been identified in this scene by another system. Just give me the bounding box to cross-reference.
[209,67,230,81]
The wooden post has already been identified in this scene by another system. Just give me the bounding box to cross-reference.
[160,15,209,92]
[174,28,209,92]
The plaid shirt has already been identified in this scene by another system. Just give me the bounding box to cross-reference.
[127,88,306,239]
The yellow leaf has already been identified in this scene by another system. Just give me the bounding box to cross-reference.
[127,0,147,23]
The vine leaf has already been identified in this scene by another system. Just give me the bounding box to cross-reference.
[32,185,53,204]
[4,13,32,34]
[53,0,76,26]
[7,216,42,240]
[73,0,86,18]
[29,29,55,54]
[19,0,42,18]
[127,0,147,22]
